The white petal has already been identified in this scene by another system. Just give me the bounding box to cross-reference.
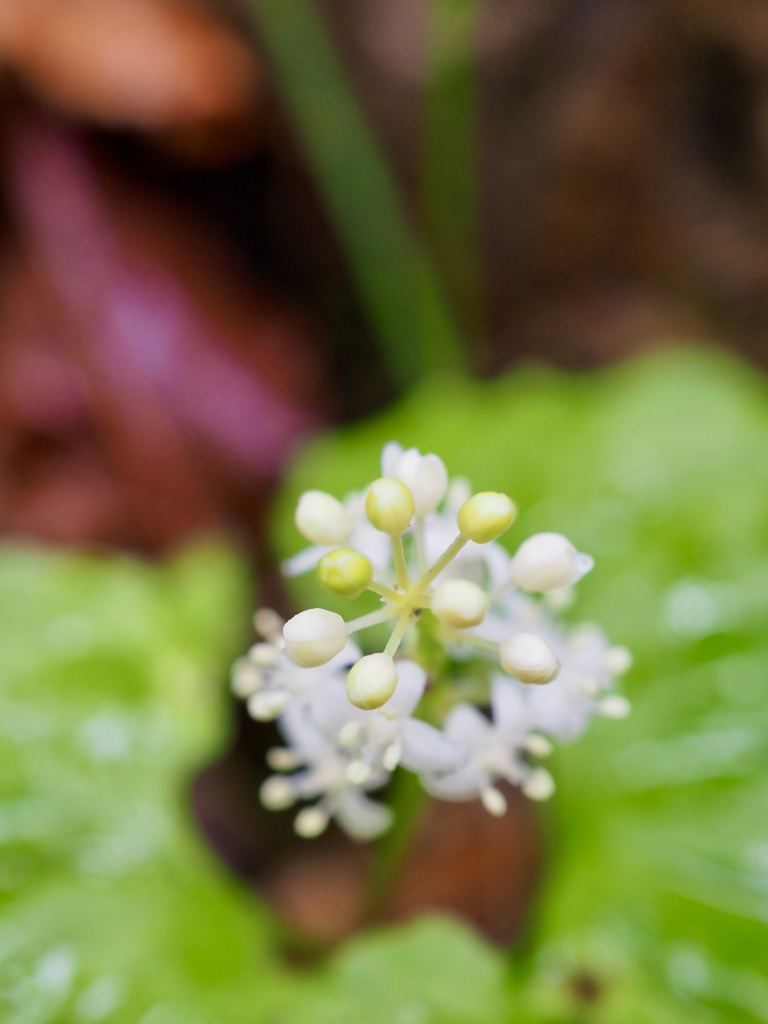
[381,441,404,477]
[421,762,488,801]
[381,658,426,718]
[491,676,532,742]
[279,702,334,760]
[335,790,394,840]
[399,718,464,773]
[443,703,493,750]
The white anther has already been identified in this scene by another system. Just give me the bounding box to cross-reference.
[580,676,600,697]
[338,720,363,748]
[598,695,631,718]
[382,742,402,772]
[525,734,553,758]
[247,689,291,721]
[606,646,633,676]
[346,759,373,786]
[247,642,279,667]
[522,768,555,801]
[231,659,263,698]
[481,786,508,817]
[294,805,330,838]
[266,747,302,772]
[253,608,284,641]
[260,775,296,810]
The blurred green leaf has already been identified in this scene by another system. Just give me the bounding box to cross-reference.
[0,540,510,1024]
[275,346,768,1023]
[285,916,507,1024]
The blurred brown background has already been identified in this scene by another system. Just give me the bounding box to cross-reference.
[0,0,766,556]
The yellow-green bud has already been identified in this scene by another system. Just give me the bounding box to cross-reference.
[457,491,516,543]
[431,578,489,628]
[365,477,415,536]
[347,653,398,710]
[317,548,373,599]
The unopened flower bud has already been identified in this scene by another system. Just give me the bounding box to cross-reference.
[283,608,347,667]
[457,492,516,543]
[393,448,448,516]
[500,632,559,684]
[295,490,349,545]
[431,578,489,628]
[522,768,555,801]
[317,548,373,599]
[294,805,329,838]
[365,478,415,535]
[509,532,593,591]
[260,775,296,810]
[347,653,398,710]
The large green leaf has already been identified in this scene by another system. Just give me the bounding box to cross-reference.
[0,541,506,1023]
[274,347,768,1023]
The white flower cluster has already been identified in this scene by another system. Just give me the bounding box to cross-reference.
[231,443,631,840]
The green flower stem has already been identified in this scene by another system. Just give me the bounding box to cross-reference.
[345,607,398,634]
[440,626,499,655]
[384,610,414,658]
[367,580,400,602]
[413,534,468,594]
[391,534,410,591]
[414,517,428,575]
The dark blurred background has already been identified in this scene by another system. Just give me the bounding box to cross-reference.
[0,0,766,558]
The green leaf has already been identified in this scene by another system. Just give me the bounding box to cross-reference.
[0,540,512,1024]
[285,916,508,1024]
[0,541,285,1024]
[274,347,768,1023]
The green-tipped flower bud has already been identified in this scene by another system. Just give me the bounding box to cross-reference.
[458,491,516,543]
[365,477,415,535]
[295,490,350,545]
[431,578,489,628]
[283,608,347,667]
[347,653,398,710]
[317,548,373,599]
[499,632,559,684]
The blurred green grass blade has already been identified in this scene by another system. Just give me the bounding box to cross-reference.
[423,0,484,357]
[246,0,468,385]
